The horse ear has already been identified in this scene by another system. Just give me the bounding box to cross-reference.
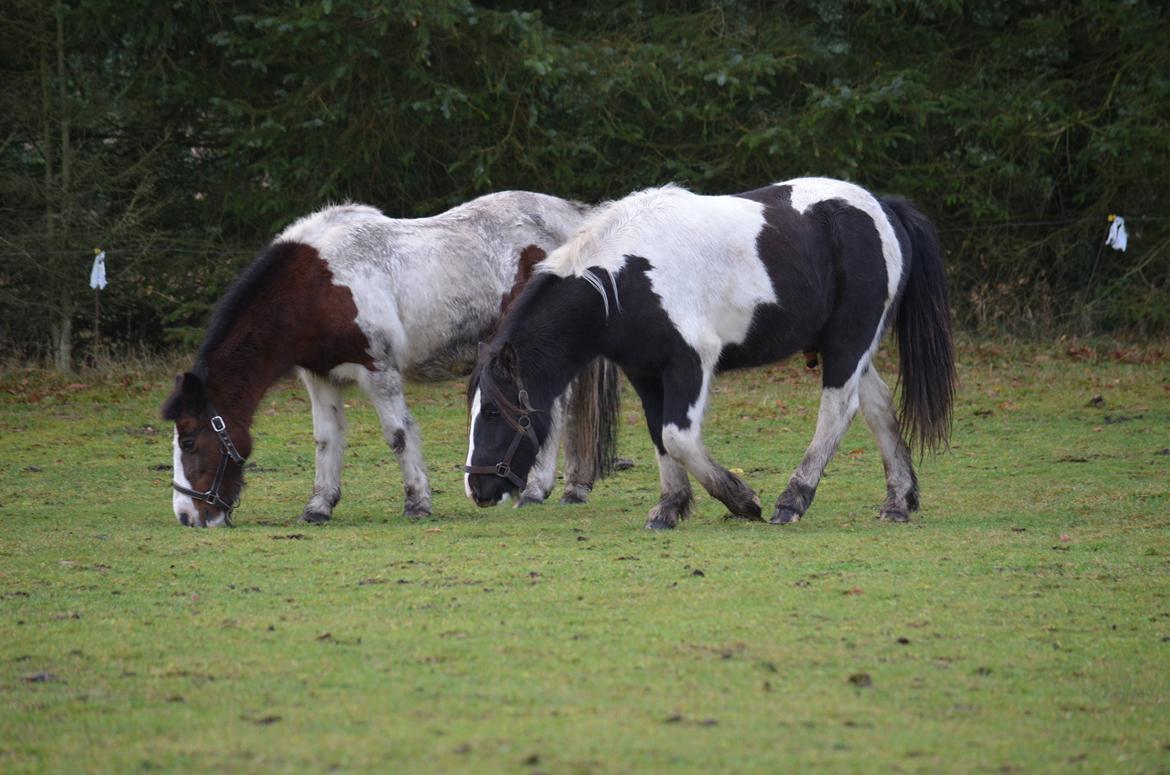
[180,372,207,406]
[162,372,208,419]
[497,342,518,375]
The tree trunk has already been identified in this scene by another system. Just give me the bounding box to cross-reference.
[51,299,73,373]
[51,2,73,373]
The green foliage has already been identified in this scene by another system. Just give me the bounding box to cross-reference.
[2,1,1169,365]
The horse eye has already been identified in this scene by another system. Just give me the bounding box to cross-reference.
[180,437,195,452]
[484,405,500,418]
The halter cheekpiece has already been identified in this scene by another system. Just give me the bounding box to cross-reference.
[463,389,539,490]
[172,408,245,525]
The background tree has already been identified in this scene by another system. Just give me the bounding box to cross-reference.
[2,0,1167,370]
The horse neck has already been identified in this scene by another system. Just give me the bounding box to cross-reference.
[509,277,606,409]
[201,305,298,432]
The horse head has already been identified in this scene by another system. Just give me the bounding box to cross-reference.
[161,372,251,527]
[464,342,552,506]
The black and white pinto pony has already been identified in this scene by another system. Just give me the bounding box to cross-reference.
[466,178,955,529]
[162,192,619,527]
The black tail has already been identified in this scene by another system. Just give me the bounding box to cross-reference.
[564,357,621,483]
[884,197,956,455]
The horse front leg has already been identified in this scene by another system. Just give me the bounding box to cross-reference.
[771,372,861,525]
[626,373,692,529]
[517,393,566,507]
[299,368,347,524]
[359,368,432,518]
[659,364,762,523]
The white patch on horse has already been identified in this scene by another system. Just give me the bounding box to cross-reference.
[541,185,776,354]
[328,363,366,383]
[172,428,197,524]
[786,177,904,302]
[464,388,482,499]
[279,193,587,374]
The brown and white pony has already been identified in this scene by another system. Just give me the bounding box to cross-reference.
[162,192,619,527]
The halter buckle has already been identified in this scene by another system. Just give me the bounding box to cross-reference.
[210,415,227,433]
[495,462,510,477]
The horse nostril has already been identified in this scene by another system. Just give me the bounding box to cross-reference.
[178,512,191,526]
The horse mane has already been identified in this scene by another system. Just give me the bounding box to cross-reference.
[193,239,300,375]
[540,183,689,277]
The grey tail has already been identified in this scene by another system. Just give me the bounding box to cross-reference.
[563,357,621,483]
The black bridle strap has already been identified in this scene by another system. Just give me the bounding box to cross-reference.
[463,390,539,489]
[172,410,244,524]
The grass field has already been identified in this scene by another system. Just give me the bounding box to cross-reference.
[1,341,1168,773]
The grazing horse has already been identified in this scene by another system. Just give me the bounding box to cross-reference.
[465,178,955,529]
[162,192,619,527]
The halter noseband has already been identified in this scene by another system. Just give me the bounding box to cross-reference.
[172,410,245,525]
[463,389,540,490]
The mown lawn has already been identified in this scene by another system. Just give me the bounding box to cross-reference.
[1,342,1168,773]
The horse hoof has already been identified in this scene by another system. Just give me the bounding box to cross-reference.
[644,519,676,530]
[769,508,801,525]
[878,508,910,523]
[516,494,544,507]
[724,510,765,523]
[404,505,432,519]
[300,511,331,525]
[560,486,590,505]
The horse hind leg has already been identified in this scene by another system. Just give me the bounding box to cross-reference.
[358,367,432,518]
[299,368,348,524]
[859,365,918,522]
[771,361,863,525]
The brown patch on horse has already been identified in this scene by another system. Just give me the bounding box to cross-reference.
[284,244,376,375]
[196,241,374,385]
[500,244,547,317]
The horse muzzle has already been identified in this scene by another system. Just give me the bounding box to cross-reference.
[176,505,233,528]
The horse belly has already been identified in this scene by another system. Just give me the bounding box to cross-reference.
[715,303,824,371]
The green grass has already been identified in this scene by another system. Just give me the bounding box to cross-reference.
[1,343,1168,773]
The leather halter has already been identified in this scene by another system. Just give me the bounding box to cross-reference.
[463,389,539,490]
[172,410,245,525]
